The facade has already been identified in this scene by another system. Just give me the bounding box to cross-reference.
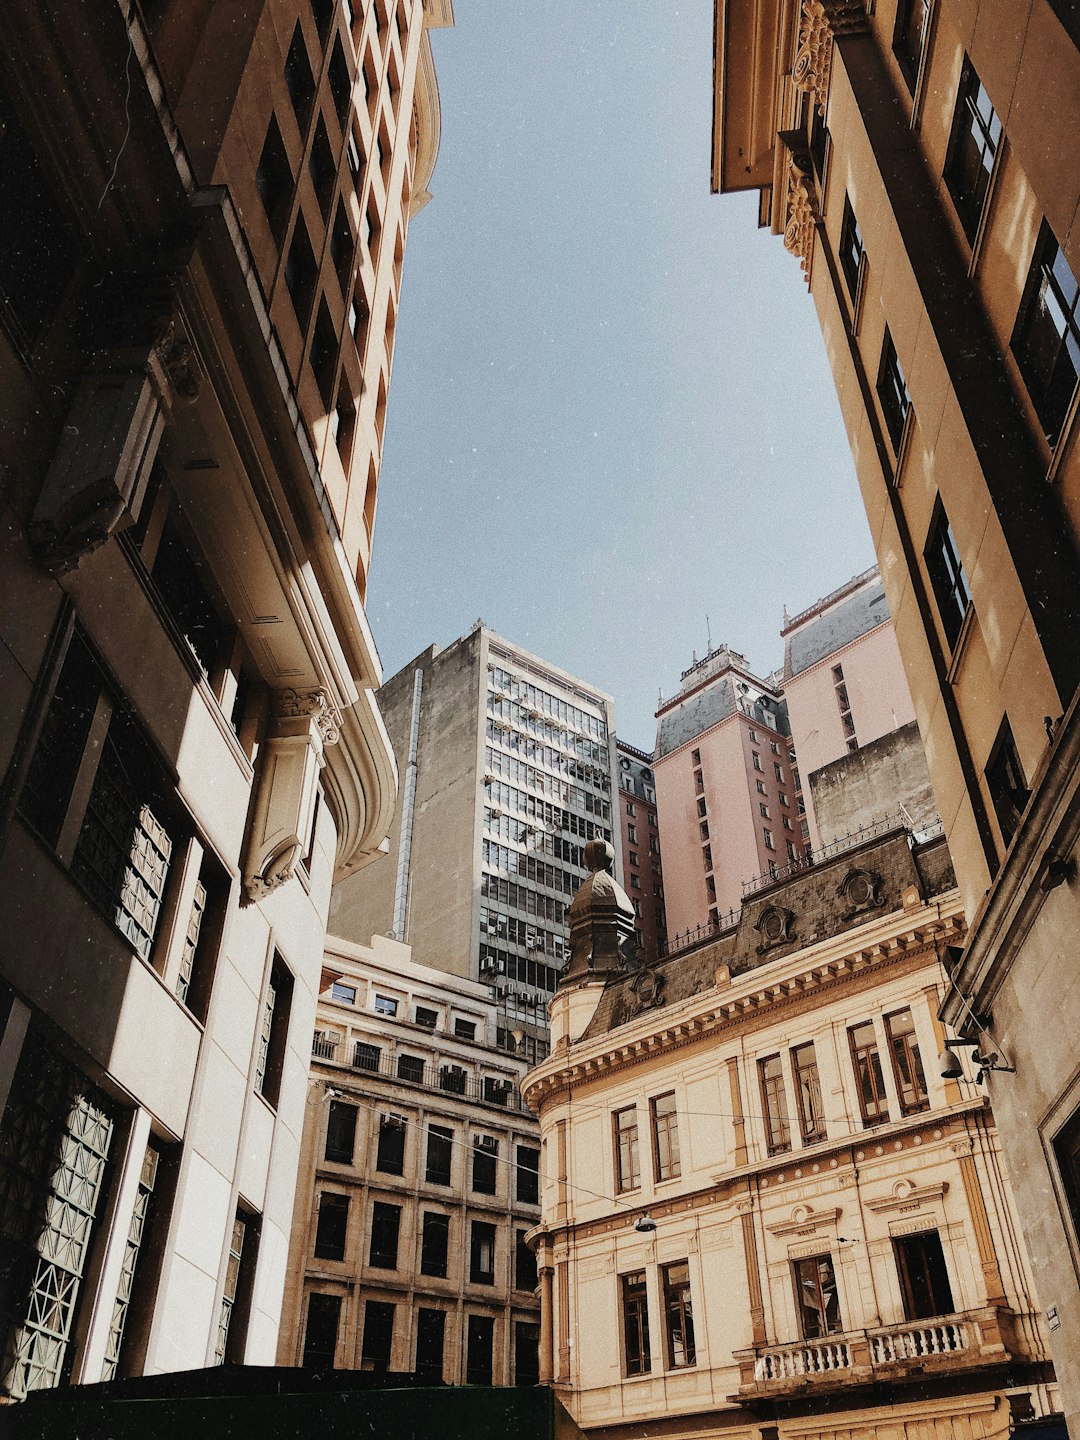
[278,934,542,1385]
[781,566,922,848]
[712,0,1080,1420]
[523,832,1060,1440]
[332,625,621,1053]
[0,0,450,1398]
[615,742,667,964]
[654,646,807,934]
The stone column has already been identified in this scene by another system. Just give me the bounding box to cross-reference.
[538,1262,554,1383]
[953,1136,1007,1305]
[727,1058,749,1165]
[736,1194,767,1344]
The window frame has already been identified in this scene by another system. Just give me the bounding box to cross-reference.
[661,1261,697,1369]
[848,1020,891,1126]
[924,500,972,652]
[613,1107,641,1193]
[792,1253,843,1339]
[944,57,1002,245]
[877,327,913,459]
[792,1041,827,1144]
[1012,220,1080,450]
[620,1270,652,1377]
[884,1008,930,1115]
[758,1053,792,1155]
[650,1091,681,1183]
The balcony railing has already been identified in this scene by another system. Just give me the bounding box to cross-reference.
[869,1318,968,1363]
[309,1034,530,1114]
[753,1337,852,1381]
[741,812,945,899]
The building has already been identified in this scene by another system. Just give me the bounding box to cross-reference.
[522,834,1061,1440]
[615,742,667,964]
[711,0,1080,1420]
[331,625,621,1053]
[780,566,932,848]
[653,645,807,934]
[0,0,451,1396]
[278,933,542,1385]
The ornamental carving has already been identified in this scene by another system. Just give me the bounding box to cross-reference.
[154,317,202,404]
[274,687,342,746]
[626,964,665,1015]
[783,164,818,281]
[837,866,885,920]
[792,0,869,113]
[754,905,796,953]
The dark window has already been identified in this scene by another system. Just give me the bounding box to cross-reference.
[1053,1102,1080,1247]
[885,1009,930,1114]
[470,1221,496,1285]
[368,1202,400,1269]
[150,513,226,680]
[314,1192,349,1261]
[415,1307,445,1381]
[894,1231,954,1319]
[376,1116,405,1175]
[758,1054,791,1155]
[945,59,1002,241]
[454,1019,477,1040]
[0,88,80,361]
[483,1076,511,1106]
[839,198,864,304]
[354,1041,381,1072]
[515,1229,538,1291]
[894,0,930,91]
[328,39,352,126]
[792,1042,827,1144]
[466,1314,494,1385]
[284,24,315,132]
[516,1145,540,1205]
[809,107,830,185]
[440,1065,467,1095]
[19,630,99,848]
[651,1092,680,1181]
[285,217,317,328]
[415,1006,438,1028]
[324,1100,357,1164]
[849,1021,890,1125]
[255,956,292,1109]
[308,117,336,220]
[397,1054,424,1084]
[330,201,355,293]
[1046,0,1080,47]
[257,115,294,242]
[426,1125,453,1185]
[925,502,972,649]
[986,719,1030,848]
[361,1300,394,1372]
[311,0,333,40]
[216,1209,259,1364]
[621,1271,651,1376]
[793,1254,842,1338]
[662,1261,696,1368]
[420,1212,449,1277]
[877,329,911,452]
[309,298,339,409]
[303,1292,341,1369]
[1013,221,1080,447]
[514,1320,540,1386]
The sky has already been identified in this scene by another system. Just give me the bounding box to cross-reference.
[367,0,876,751]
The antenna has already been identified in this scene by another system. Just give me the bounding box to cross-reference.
[706,614,712,651]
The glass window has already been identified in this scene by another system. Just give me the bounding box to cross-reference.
[925,501,972,648]
[466,1314,495,1384]
[515,1229,538,1291]
[792,1042,827,1144]
[849,1020,890,1125]
[470,1221,496,1284]
[894,0,930,91]
[662,1261,696,1368]
[420,1212,449,1277]
[324,1100,357,1164]
[758,1054,791,1154]
[361,1300,394,1372]
[397,1053,424,1083]
[314,1192,349,1261]
[454,1019,477,1040]
[650,1092,680,1182]
[303,1292,341,1370]
[839,197,864,303]
[621,1271,651,1376]
[330,981,356,1004]
[885,1009,930,1114]
[515,1320,540,1386]
[1053,1102,1080,1248]
[353,1040,381,1073]
[1013,221,1080,447]
[373,994,398,1016]
[877,328,912,452]
[426,1124,453,1185]
[894,1231,954,1319]
[472,1138,498,1195]
[986,718,1030,848]
[415,1005,438,1028]
[793,1254,843,1337]
[415,1307,445,1381]
[516,1145,540,1205]
[945,59,1002,241]
[614,1107,641,1192]
[376,1115,406,1174]
[368,1201,400,1269]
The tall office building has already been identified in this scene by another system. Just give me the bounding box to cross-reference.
[653,646,807,933]
[332,625,620,1053]
[615,742,667,964]
[0,0,449,1394]
[713,0,1080,1420]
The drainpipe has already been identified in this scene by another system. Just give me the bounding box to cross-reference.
[391,667,423,941]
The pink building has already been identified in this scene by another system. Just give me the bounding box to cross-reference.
[615,741,667,963]
[653,647,808,937]
[781,568,918,850]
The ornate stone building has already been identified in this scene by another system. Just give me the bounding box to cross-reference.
[712,1,1080,1422]
[523,836,1060,1439]
[0,0,449,1396]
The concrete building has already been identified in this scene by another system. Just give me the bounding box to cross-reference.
[711,0,1080,1420]
[278,934,541,1385]
[523,835,1061,1440]
[653,646,807,935]
[0,0,450,1397]
[615,742,667,964]
[332,626,621,1054]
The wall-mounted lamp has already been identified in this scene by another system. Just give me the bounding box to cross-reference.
[633,1213,657,1234]
[939,1038,1015,1085]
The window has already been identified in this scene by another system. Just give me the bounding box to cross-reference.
[515,1229,538,1291]
[314,1192,349,1261]
[694,768,704,793]
[472,1137,498,1195]
[758,1054,791,1155]
[361,1300,394,1372]
[613,1107,641,1192]
[369,1202,400,1269]
[793,1254,842,1338]
[309,298,338,409]
[878,329,912,452]
[774,761,783,782]
[839,197,864,304]
[628,823,637,843]
[849,1020,890,1125]
[285,216,317,327]
[894,0,930,91]
[691,748,701,765]
[630,874,640,890]
[763,829,775,851]
[415,1308,445,1381]
[759,803,770,818]
[215,1210,258,1364]
[809,106,830,185]
[1013,222,1080,448]
[284,24,315,131]
[415,1005,438,1028]
[925,502,972,649]
[374,994,398,1017]
[752,751,763,772]
[303,1292,341,1369]
[626,801,636,816]
[330,201,355,294]
[327,37,352,126]
[454,1019,477,1040]
[353,1040,381,1073]
[792,1042,827,1144]
[696,797,707,818]
[426,1124,453,1185]
[629,850,639,867]
[894,1231,954,1319]
[255,957,292,1108]
[662,1262,696,1368]
[331,981,356,1004]
[515,1321,540,1386]
[986,719,1030,848]
[516,1145,540,1205]
[651,1092,680,1181]
[621,1271,651,1376]
[470,1221,496,1284]
[702,844,713,870]
[308,116,335,217]
[945,59,1002,241]
[466,1314,495,1384]
[885,1009,930,1114]
[699,820,709,841]
[1053,1103,1080,1248]
[420,1212,449,1277]
[376,1115,406,1174]
[256,115,293,242]
[325,1100,357,1164]
[440,1064,467,1094]
[397,1053,424,1084]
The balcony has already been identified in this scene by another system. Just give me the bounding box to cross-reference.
[734,1308,1022,1400]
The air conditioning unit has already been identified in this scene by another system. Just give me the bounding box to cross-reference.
[478,1133,498,1150]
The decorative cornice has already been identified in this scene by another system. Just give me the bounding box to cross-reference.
[274,687,342,746]
[783,163,818,281]
[865,1179,948,1213]
[767,1203,842,1237]
[791,0,870,114]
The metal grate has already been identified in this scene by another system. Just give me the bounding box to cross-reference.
[176,879,207,1004]
[101,1145,158,1381]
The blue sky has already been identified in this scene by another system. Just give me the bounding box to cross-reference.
[368,0,876,750]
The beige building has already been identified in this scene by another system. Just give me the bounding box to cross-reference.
[0,0,450,1399]
[523,833,1059,1439]
[278,934,541,1384]
[712,0,1080,1419]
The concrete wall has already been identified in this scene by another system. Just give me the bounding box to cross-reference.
[809,721,939,848]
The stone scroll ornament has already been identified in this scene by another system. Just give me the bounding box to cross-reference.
[791,0,869,113]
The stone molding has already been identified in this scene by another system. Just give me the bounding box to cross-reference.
[792,0,870,114]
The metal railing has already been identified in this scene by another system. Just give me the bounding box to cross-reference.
[657,908,742,961]
[309,1036,531,1114]
[741,812,944,899]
